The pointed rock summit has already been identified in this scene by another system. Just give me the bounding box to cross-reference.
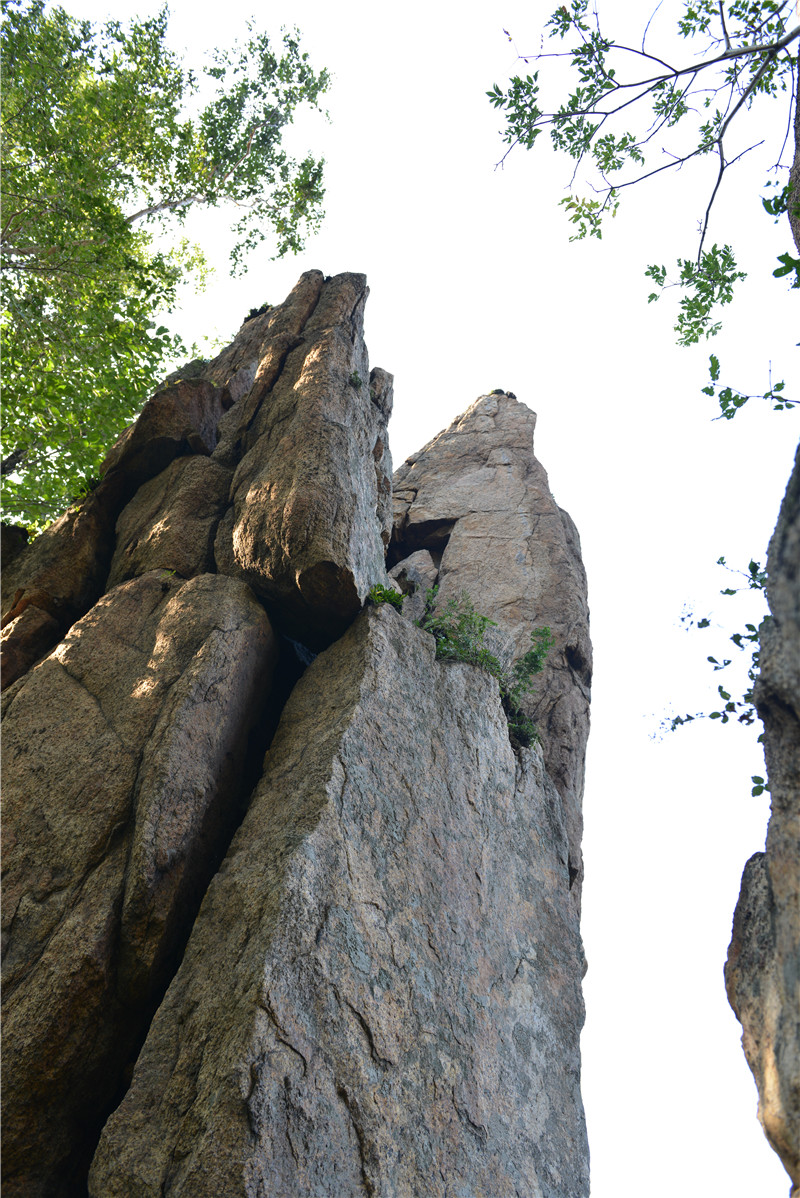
[391,393,591,898]
[2,273,591,1197]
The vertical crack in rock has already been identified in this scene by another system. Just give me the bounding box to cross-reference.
[220,272,394,648]
[726,442,800,1194]
[1,573,279,1197]
[88,606,589,1198]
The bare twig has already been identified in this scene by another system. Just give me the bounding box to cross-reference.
[642,2,666,56]
[719,3,733,54]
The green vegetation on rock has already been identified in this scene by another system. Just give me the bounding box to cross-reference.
[418,586,553,748]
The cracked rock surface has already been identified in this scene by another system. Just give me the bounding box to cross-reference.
[89,605,589,1198]
[2,275,592,1197]
[1,572,277,1197]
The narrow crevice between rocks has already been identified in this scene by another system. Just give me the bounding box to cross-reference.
[386,518,455,570]
[66,627,315,1198]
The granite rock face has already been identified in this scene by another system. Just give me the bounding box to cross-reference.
[391,392,592,899]
[0,271,392,682]
[89,605,589,1198]
[2,276,591,1197]
[215,271,393,647]
[726,443,800,1195]
[1,573,277,1197]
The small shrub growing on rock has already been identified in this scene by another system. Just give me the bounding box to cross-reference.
[418,586,553,748]
[367,583,404,612]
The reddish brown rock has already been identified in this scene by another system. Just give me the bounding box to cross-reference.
[726,443,800,1195]
[89,605,588,1198]
[107,456,232,589]
[1,487,121,689]
[1,572,277,1198]
[2,381,231,690]
[391,392,591,900]
[100,376,230,479]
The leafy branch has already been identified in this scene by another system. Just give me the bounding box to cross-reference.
[703,352,795,416]
[662,556,768,747]
[489,2,799,345]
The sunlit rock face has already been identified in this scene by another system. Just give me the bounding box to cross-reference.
[210,270,394,649]
[391,392,592,903]
[726,444,800,1196]
[89,606,589,1198]
[1,275,591,1198]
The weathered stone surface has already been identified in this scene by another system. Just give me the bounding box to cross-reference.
[107,456,232,589]
[100,377,230,480]
[389,547,439,623]
[1,380,230,690]
[1,601,61,687]
[1,485,122,690]
[205,270,325,456]
[726,443,800,1195]
[392,392,592,898]
[89,605,589,1198]
[215,272,393,648]
[1,571,277,1198]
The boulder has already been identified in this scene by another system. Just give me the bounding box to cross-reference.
[1,572,277,1198]
[1,486,122,690]
[726,442,800,1194]
[107,457,232,589]
[100,377,230,480]
[89,605,589,1198]
[391,392,592,899]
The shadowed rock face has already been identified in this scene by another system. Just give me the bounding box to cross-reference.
[726,443,800,1196]
[391,392,592,902]
[89,606,589,1198]
[1,572,277,1198]
[2,275,591,1198]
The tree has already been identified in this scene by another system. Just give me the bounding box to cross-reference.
[1,0,329,529]
[487,1,798,737]
[488,1,799,367]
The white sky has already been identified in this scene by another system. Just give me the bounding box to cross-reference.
[52,0,798,1193]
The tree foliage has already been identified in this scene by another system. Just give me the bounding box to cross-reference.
[488,0,798,401]
[489,2,798,750]
[1,0,329,528]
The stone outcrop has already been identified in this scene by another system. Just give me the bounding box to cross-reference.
[2,274,591,1197]
[89,605,589,1198]
[0,271,391,684]
[726,443,800,1196]
[391,393,592,898]
[213,272,393,647]
[1,572,277,1197]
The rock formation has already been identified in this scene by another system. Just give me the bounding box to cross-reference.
[726,444,800,1196]
[391,395,591,901]
[1,273,591,1196]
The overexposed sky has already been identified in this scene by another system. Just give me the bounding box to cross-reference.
[49,0,798,1192]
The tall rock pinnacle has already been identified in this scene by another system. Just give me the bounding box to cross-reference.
[1,274,591,1197]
